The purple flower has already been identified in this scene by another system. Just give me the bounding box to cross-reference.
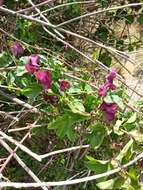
[98,69,117,97]
[10,42,24,57]
[106,69,117,82]
[43,94,57,104]
[35,70,52,90]
[25,55,40,74]
[100,101,118,123]
[59,80,71,91]
[99,83,110,97]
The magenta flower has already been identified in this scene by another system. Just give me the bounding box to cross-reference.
[98,69,117,97]
[10,42,24,57]
[100,101,118,123]
[35,70,52,90]
[60,80,71,91]
[25,55,40,74]
[99,83,110,97]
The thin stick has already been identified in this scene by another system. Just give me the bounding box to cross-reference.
[40,145,89,159]
[0,66,16,71]
[0,85,21,91]
[8,123,45,133]
[43,26,118,76]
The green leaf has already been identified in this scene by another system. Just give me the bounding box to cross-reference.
[84,84,94,93]
[128,167,138,181]
[48,112,88,141]
[96,26,109,41]
[68,84,82,94]
[96,178,118,189]
[125,15,134,24]
[16,66,27,76]
[88,124,107,148]
[105,94,125,110]
[126,113,137,124]
[137,14,143,24]
[128,167,139,189]
[22,83,42,102]
[84,95,98,112]
[111,95,125,110]
[116,138,133,162]
[7,71,16,86]
[113,177,125,189]
[128,130,143,143]
[0,51,12,67]
[99,52,112,67]
[92,48,100,60]
[68,98,85,114]
[113,119,124,135]
[19,56,29,66]
[104,94,113,104]
[85,158,111,173]
[123,123,136,132]
[136,99,143,106]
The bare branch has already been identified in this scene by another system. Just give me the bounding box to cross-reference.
[40,145,89,159]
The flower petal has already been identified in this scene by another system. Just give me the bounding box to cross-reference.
[10,42,24,57]
[60,80,71,91]
[35,70,52,90]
